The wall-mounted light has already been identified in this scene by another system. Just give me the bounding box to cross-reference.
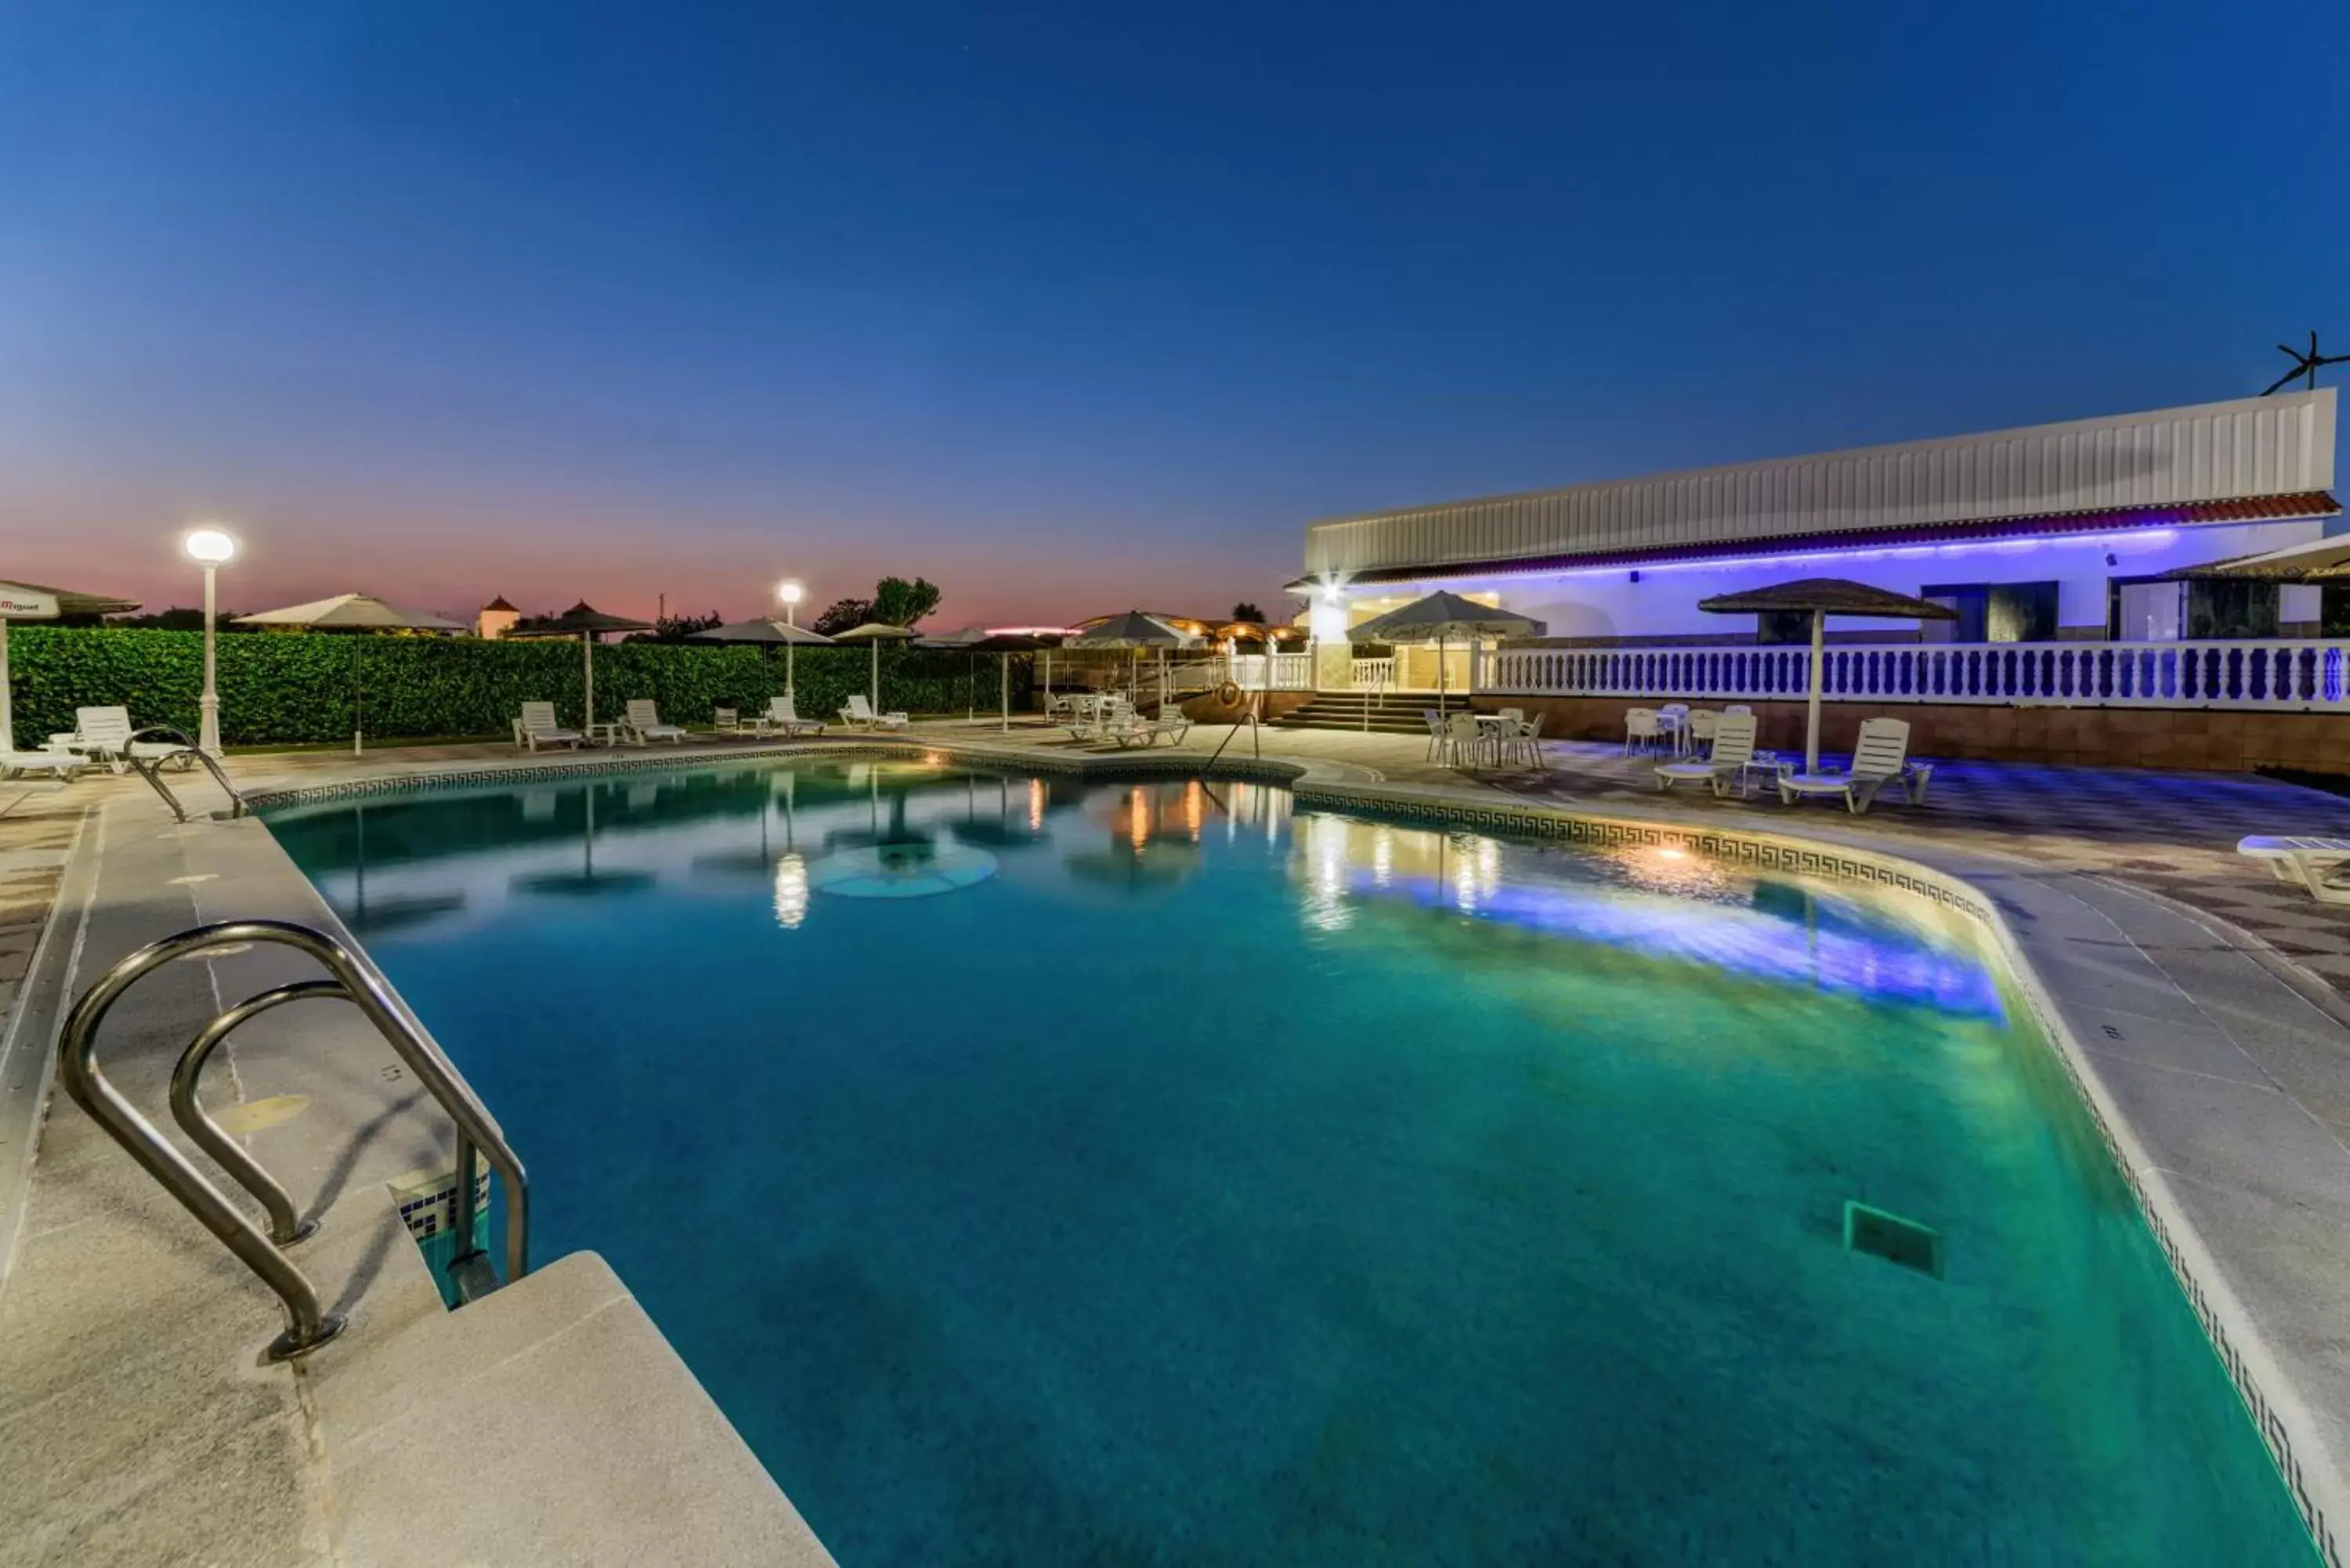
[1629,569,1641,584]
[2105,552,2119,567]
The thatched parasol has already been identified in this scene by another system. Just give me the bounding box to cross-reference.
[1697,579,1955,771]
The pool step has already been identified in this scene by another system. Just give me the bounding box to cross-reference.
[1269,693,1437,735]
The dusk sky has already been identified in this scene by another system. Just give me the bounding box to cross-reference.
[5,1,2345,628]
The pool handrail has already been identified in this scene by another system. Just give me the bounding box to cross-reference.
[123,724,248,822]
[57,918,530,1360]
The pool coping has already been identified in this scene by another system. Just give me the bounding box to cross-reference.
[242,737,2350,1565]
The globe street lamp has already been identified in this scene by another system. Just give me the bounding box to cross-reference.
[183,526,238,753]
[778,580,804,700]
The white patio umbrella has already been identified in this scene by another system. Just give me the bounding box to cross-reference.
[235,593,467,753]
[1697,579,1957,771]
[831,621,920,711]
[1,580,137,751]
[1346,591,1544,717]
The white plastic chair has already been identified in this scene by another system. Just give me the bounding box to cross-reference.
[1622,708,1662,756]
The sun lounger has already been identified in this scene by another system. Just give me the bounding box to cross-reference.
[761,696,826,737]
[2239,836,2350,905]
[0,747,92,782]
[514,702,584,751]
[56,706,197,774]
[1777,718,1911,815]
[1656,712,1757,796]
[840,695,909,732]
[621,699,687,744]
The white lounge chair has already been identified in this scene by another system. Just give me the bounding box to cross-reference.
[839,694,909,732]
[54,706,197,773]
[621,699,687,745]
[0,747,92,782]
[1657,711,1757,796]
[2239,836,2350,905]
[761,695,826,737]
[1778,718,1911,814]
[514,702,584,751]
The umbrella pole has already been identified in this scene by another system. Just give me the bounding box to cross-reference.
[1437,635,1446,719]
[786,639,795,704]
[0,616,12,753]
[583,633,595,739]
[1000,653,1010,732]
[1043,650,1051,707]
[870,640,879,711]
[967,652,975,724]
[1806,609,1825,773]
[353,638,365,757]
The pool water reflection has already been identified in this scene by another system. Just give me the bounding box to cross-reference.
[263,761,2316,1567]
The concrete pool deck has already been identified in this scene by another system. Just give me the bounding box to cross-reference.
[1,727,2346,1564]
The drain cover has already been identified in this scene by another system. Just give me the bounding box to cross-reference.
[1843,1201,1943,1278]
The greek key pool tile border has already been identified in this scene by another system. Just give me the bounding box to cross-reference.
[237,737,2339,1561]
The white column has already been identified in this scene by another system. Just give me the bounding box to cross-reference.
[1804,610,1825,773]
[198,564,222,754]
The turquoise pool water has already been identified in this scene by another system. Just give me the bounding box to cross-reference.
[265,759,2317,1566]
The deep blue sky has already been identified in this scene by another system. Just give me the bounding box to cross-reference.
[4,1,2345,625]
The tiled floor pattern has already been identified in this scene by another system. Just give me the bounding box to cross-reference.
[1494,742,2350,992]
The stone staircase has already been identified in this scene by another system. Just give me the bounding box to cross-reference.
[1267,691,1435,735]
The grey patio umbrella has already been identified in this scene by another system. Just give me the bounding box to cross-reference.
[967,634,1053,732]
[0,580,137,750]
[917,627,993,721]
[236,594,468,753]
[830,621,920,711]
[1070,612,1184,711]
[1697,578,1956,772]
[507,602,656,732]
[687,617,835,704]
[1347,591,1545,717]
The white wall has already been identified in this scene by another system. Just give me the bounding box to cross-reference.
[1353,519,2328,641]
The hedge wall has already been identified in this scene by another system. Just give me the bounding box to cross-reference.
[4,627,1032,749]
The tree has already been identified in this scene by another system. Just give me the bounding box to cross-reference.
[872,576,942,628]
[812,597,873,637]
[107,608,248,631]
[625,611,724,644]
[1230,602,1265,624]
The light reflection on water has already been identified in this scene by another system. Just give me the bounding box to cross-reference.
[1285,814,2005,1020]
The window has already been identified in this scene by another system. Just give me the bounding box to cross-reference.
[1918,582,2058,644]
[2107,576,2279,640]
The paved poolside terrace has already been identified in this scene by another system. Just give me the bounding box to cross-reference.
[3,722,2349,1565]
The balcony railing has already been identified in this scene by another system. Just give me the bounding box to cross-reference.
[1476,638,2350,711]
[1350,657,1396,689]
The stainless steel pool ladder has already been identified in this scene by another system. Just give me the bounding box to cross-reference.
[124,725,249,823]
[56,919,530,1360]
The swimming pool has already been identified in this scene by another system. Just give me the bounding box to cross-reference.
[264,757,2318,1565]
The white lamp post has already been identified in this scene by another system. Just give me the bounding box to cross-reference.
[183,526,238,753]
[778,580,804,700]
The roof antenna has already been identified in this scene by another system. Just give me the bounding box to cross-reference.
[2261,331,2349,396]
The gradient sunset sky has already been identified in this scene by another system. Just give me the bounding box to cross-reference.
[5,1,2346,629]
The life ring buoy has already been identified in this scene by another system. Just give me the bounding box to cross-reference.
[1215,681,1243,707]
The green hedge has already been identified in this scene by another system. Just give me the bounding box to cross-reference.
[4,627,1032,748]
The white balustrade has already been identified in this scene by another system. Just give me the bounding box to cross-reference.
[1475,639,2350,712]
[1350,657,1395,689]
[1223,652,1314,691]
